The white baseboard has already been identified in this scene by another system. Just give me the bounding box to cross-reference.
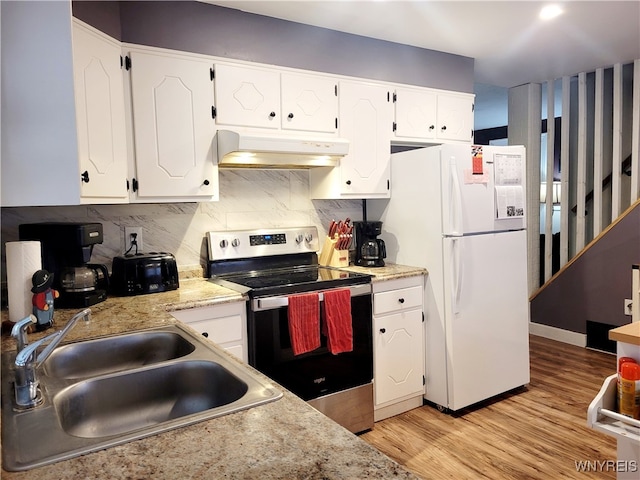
[529,322,586,347]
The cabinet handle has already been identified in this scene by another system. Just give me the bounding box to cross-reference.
[441,125,447,131]
[203,179,210,186]
[81,171,90,183]
[398,298,405,304]
[202,332,209,338]
[269,112,276,118]
[346,180,352,185]
[379,328,386,334]
[288,113,294,119]
[429,125,435,130]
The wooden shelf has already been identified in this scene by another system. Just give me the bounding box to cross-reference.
[609,322,640,346]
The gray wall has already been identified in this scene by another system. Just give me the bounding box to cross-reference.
[72,0,474,93]
[530,201,640,332]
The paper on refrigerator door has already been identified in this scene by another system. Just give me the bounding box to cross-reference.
[494,152,525,219]
[495,185,525,218]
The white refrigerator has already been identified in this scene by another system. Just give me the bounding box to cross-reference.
[369,144,530,411]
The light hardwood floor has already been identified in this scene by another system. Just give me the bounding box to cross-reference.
[360,335,619,479]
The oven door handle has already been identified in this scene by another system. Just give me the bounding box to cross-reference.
[252,283,372,311]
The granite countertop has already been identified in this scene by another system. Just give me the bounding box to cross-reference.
[1,264,425,479]
[340,263,427,280]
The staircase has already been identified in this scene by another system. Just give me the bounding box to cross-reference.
[521,59,640,342]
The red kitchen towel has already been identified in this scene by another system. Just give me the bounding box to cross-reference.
[322,288,353,354]
[288,293,321,355]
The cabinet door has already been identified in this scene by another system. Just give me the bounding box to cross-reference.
[374,309,424,406]
[171,303,247,363]
[73,21,128,203]
[394,87,437,139]
[436,94,473,142]
[338,81,392,196]
[281,73,338,134]
[214,63,280,129]
[129,50,217,198]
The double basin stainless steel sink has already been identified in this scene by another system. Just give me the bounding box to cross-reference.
[1,324,282,471]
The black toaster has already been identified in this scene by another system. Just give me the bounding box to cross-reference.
[110,252,179,296]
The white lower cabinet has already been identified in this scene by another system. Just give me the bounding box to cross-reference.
[170,302,247,362]
[373,276,425,421]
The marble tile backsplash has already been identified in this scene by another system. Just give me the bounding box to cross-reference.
[1,170,363,279]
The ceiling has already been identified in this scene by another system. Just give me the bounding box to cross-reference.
[205,0,639,88]
[204,0,639,129]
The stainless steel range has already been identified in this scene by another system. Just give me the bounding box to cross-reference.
[206,226,374,433]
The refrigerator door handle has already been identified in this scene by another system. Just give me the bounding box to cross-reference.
[451,237,463,314]
[448,157,463,236]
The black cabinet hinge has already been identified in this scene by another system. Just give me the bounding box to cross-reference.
[392,122,397,132]
[210,68,215,81]
[423,375,426,386]
[126,179,130,191]
[120,55,123,69]
[392,92,397,102]
[335,118,338,129]
[387,179,390,190]
[212,106,217,119]
[472,103,475,112]
[422,312,425,323]
[124,55,131,71]
[334,85,338,96]
[132,178,138,192]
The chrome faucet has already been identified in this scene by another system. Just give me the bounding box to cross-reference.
[11,308,91,408]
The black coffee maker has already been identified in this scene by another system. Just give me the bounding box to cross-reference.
[353,221,386,267]
[19,222,109,308]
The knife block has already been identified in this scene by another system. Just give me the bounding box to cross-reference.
[318,237,349,267]
[327,249,349,267]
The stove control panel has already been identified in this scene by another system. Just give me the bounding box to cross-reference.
[249,233,287,246]
[207,227,319,261]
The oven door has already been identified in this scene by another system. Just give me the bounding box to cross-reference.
[248,283,372,401]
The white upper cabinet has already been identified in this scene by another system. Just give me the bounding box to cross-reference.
[310,80,392,199]
[127,49,218,201]
[214,63,281,129]
[394,87,474,143]
[214,63,338,134]
[73,20,128,203]
[280,72,338,134]
[436,92,474,142]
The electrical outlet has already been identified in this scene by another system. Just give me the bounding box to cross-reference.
[124,226,143,254]
[624,299,633,316]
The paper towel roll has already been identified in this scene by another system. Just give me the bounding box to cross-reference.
[6,241,42,322]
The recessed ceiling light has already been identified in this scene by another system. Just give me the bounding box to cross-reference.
[539,4,564,20]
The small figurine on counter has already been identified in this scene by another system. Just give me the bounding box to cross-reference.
[31,269,59,331]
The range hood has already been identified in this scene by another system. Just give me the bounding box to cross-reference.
[216,130,349,169]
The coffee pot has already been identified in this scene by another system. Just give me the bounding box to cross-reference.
[354,221,386,267]
[360,239,386,263]
[60,264,109,293]
[19,222,109,307]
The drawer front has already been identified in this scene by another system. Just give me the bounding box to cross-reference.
[374,285,422,316]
